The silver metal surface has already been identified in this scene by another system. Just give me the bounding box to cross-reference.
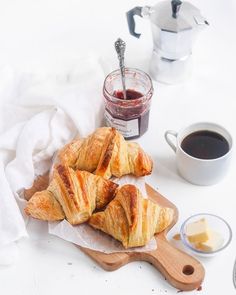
[146,1,206,33]
[114,38,126,99]
[149,49,192,84]
[146,1,208,83]
[233,258,236,289]
[127,1,208,84]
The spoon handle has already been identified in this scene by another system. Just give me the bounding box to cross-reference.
[115,38,127,99]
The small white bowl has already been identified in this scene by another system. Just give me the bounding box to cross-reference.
[180,213,232,257]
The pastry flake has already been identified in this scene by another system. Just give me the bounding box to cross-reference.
[57,127,153,179]
[89,184,174,248]
[25,164,118,225]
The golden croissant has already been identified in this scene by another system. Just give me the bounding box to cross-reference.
[25,165,118,225]
[57,127,153,179]
[89,184,174,248]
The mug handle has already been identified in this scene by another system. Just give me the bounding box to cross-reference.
[165,130,178,153]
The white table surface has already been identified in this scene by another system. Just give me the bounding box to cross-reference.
[0,0,236,294]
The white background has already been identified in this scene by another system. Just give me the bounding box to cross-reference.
[0,0,236,294]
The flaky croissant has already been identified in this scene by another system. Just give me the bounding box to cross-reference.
[25,165,118,225]
[57,127,153,179]
[89,184,174,248]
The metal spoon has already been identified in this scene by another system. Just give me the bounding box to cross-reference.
[114,38,127,99]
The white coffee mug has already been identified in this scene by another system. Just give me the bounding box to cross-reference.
[164,122,233,185]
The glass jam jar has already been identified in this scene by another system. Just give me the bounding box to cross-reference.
[103,68,153,139]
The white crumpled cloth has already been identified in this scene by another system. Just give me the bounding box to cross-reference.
[0,55,106,264]
[0,56,156,265]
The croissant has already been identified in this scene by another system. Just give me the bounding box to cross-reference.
[57,127,153,179]
[89,184,174,248]
[55,137,84,167]
[25,165,118,225]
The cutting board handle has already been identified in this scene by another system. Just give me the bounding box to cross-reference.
[140,235,205,291]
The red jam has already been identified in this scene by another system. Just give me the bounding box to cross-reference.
[113,89,143,100]
[103,69,153,139]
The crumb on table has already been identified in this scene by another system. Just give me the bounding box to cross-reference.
[172,233,181,241]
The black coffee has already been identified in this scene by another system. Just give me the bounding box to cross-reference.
[181,130,229,160]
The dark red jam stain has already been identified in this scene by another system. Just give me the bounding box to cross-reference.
[197,286,202,291]
[113,89,143,100]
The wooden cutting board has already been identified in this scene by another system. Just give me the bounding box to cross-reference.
[79,184,205,291]
[25,177,204,291]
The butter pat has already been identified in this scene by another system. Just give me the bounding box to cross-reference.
[197,230,224,252]
[186,218,209,243]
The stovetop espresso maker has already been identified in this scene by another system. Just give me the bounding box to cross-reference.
[127,0,208,84]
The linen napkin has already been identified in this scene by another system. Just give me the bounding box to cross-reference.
[0,55,106,264]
